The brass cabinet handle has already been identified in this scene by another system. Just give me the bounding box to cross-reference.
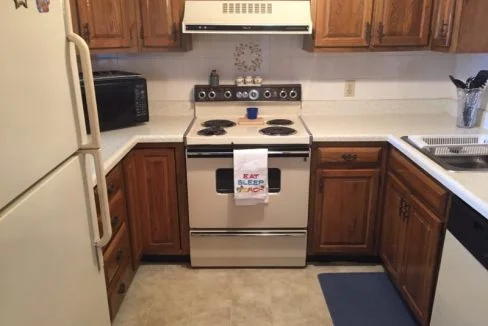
[377,22,385,42]
[365,22,372,43]
[82,23,90,44]
[341,153,358,162]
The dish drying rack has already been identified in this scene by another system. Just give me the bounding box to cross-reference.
[406,135,488,157]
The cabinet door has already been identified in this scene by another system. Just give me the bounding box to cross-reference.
[312,169,380,254]
[400,195,442,324]
[76,0,137,50]
[431,0,456,48]
[380,173,409,281]
[135,149,182,254]
[372,0,433,46]
[122,152,143,269]
[315,0,374,47]
[139,0,181,48]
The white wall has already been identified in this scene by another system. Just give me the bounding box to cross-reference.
[93,35,457,103]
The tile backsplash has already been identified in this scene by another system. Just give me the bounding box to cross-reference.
[93,35,458,104]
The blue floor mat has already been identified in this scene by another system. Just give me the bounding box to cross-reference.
[317,272,419,326]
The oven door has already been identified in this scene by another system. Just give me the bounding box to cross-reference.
[186,146,310,229]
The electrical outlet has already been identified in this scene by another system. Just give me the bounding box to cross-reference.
[344,80,356,97]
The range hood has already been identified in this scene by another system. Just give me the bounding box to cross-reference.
[182,1,312,34]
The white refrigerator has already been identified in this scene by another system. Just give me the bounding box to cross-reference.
[0,1,113,325]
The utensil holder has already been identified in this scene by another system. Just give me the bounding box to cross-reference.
[456,88,482,128]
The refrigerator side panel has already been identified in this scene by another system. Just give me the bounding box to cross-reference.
[0,156,111,326]
[0,0,83,208]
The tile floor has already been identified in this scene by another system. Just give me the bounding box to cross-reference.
[113,263,384,326]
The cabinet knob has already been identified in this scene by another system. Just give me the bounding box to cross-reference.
[82,23,90,45]
[107,183,116,195]
[172,23,178,43]
[377,22,385,42]
[115,249,124,263]
[341,153,358,162]
[117,283,126,294]
[365,22,372,44]
[111,216,119,228]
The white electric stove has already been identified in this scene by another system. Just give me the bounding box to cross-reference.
[185,84,311,267]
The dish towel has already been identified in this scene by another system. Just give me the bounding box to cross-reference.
[233,149,269,206]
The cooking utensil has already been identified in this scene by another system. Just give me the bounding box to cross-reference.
[449,75,466,89]
[469,70,488,89]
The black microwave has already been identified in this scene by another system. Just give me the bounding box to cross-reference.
[80,71,149,133]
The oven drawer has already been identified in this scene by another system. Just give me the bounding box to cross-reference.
[190,230,307,267]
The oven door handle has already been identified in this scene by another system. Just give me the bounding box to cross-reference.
[191,232,306,237]
[186,151,310,158]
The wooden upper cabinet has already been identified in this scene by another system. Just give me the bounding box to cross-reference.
[313,169,380,254]
[76,0,137,51]
[371,0,433,46]
[139,0,181,48]
[380,173,409,281]
[431,0,456,48]
[400,195,442,323]
[432,0,488,53]
[135,149,182,255]
[314,0,374,47]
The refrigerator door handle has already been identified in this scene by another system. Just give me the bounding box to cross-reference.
[83,149,112,248]
[66,32,101,150]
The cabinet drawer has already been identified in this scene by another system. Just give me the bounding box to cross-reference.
[104,223,131,285]
[107,262,134,321]
[389,149,449,217]
[106,164,124,201]
[317,147,382,165]
[99,190,128,241]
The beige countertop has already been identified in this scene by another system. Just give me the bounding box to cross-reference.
[91,110,488,219]
[303,112,488,219]
[89,115,193,183]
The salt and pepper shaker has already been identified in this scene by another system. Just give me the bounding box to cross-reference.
[209,70,219,87]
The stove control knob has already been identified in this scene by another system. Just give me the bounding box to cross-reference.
[289,89,298,99]
[208,91,217,100]
[263,90,272,99]
[198,91,206,100]
[236,91,242,99]
[242,91,249,99]
[249,89,259,100]
[224,90,232,99]
[279,90,288,99]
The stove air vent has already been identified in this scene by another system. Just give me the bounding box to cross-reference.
[222,2,272,14]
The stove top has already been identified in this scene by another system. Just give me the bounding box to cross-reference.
[259,126,297,136]
[201,119,237,128]
[186,84,310,145]
[197,127,227,136]
[266,119,294,126]
[186,116,310,145]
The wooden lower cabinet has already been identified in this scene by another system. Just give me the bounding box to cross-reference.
[380,149,448,325]
[380,173,409,280]
[127,145,189,255]
[400,195,442,323]
[122,151,143,269]
[312,169,380,254]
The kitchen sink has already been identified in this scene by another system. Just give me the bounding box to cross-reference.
[403,135,488,172]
